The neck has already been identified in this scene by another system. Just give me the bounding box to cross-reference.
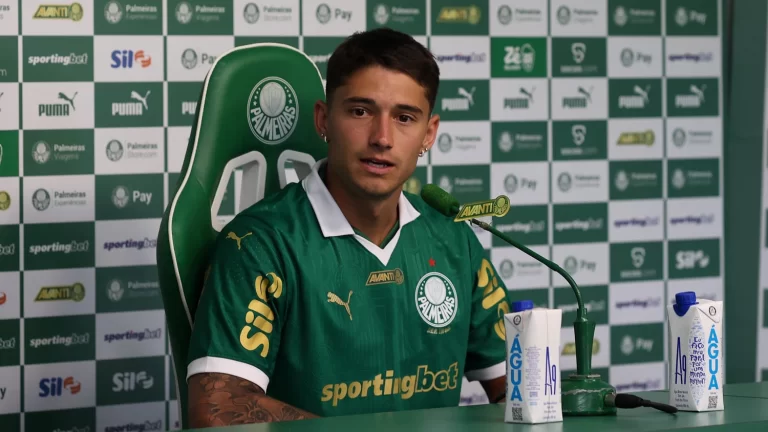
[324,163,400,247]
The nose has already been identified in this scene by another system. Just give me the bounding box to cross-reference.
[369,113,393,148]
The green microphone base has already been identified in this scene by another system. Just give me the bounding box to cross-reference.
[562,374,617,416]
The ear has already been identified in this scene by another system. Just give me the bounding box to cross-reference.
[314,100,329,138]
[422,113,440,152]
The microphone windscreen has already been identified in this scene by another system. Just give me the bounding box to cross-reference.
[420,184,460,217]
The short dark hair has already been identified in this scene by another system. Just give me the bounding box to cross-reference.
[325,27,440,113]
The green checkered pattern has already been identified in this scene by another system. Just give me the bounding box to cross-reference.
[0,0,724,429]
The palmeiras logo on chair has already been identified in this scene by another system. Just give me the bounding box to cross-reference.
[247,77,299,145]
[415,272,458,329]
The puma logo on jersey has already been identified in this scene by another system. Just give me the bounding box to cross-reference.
[328,291,353,320]
[227,231,252,250]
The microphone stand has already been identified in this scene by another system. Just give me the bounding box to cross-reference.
[470,218,618,416]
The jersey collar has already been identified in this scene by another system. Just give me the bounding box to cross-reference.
[301,158,421,239]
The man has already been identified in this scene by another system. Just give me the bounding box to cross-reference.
[186,27,512,427]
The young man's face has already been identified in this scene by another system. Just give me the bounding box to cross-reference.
[316,65,439,200]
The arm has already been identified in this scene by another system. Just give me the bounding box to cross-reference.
[461,223,512,404]
[186,217,311,425]
[188,372,317,427]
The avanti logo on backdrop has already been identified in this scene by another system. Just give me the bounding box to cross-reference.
[436,6,481,24]
[104,1,160,24]
[0,191,9,211]
[33,3,84,21]
[35,283,85,302]
[617,129,654,146]
[316,3,352,23]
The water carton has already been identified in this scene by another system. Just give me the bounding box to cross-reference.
[667,291,724,412]
[504,300,563,424]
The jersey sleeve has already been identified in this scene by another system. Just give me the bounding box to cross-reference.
[186,215,292,392]
[462,222,511,382]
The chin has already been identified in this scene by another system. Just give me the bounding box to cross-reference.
[355,181,399,200]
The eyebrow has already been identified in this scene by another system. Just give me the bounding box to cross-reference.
[342,96,424,115]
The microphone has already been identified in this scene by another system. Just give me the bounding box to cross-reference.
[420,185,619,416]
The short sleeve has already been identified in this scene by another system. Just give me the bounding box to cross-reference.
[186,216,292,392]
[462,223,511,382]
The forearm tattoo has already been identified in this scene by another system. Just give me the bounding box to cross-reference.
[188,373,317,426]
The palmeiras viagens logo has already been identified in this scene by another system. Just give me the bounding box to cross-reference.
[415,272,458,328]
[247,77,299,145]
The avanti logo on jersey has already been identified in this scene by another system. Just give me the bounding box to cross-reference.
[35,283,85,302]
[239,273,283,357]
[366,269,404,286]
[320,362,459,407]
[39,376,81,397]
[112,370,154,392]
[103,237,157,251]
[110,49,152,68]
[103,328,161,343]
[33,3,84,21]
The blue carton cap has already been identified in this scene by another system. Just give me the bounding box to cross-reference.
[673,291,698,317]
[512,300,534,312]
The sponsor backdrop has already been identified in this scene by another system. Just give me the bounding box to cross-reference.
[0,0,726,430]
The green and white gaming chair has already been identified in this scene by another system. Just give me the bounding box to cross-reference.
[156,43,327,429]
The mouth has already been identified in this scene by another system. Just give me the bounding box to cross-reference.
[360,158,395,169]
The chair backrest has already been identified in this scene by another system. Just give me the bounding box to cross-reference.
[156,43,327,429]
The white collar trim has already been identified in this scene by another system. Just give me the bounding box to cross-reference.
[301,159,420,266]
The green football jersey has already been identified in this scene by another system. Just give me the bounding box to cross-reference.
[187,160,512,417]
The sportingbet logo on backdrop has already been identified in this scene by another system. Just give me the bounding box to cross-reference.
[610,201,663,242]
[0,224,19,272]
[668,238,720,279]
[552,38,606,77]
[553,203,607,244]
[24,221,94,270]
[491,205,548,247]
[23,36,92,82]
[611,323,664,365]
[431,38,488,79]
[25,316,94,364]
[491,37,547,78]
[665,37,718,77]
[555,285,609,326]
[610,282,665,325]
[97,311,165,359]
[667,198,721,240]
[552,121,608,160]
[0,319,20,367]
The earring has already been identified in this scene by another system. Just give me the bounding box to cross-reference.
[320,132,328,143]
[418,149,425,157]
